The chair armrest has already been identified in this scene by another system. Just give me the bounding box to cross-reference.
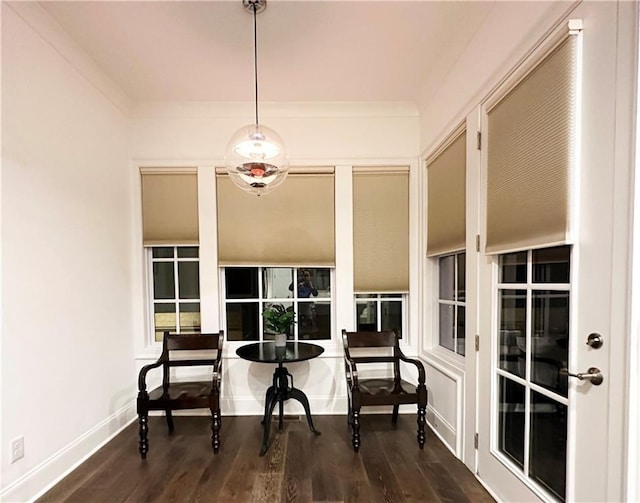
[211,359,222,393]
[397,351,426,384]
[344,355,360,388]
[138,361,163,393]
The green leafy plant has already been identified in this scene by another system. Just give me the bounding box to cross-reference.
[262,303,296,334]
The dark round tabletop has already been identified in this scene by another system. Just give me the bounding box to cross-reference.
[236,341,324,364]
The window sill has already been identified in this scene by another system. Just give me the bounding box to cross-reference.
[420,346,466,375]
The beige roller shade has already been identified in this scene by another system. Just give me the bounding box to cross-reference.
[427,130,466,257]
[353,168,409,292]
[141,170,199,245]
[486,36,576,254]
[217,169,335,265]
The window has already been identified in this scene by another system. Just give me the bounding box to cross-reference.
[223,267,332,342]
[148,246,200,342]
[438,251,466,355]
[355,294,405,336]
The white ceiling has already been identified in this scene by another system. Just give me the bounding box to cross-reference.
[39,1,499,107]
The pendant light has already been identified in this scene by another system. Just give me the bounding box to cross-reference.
[225,0,288,196]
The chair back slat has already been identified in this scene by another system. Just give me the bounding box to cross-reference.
[345,330,397,348]
[166,333,220,351]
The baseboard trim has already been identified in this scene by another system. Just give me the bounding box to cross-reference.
[1,402,137,503]
[426,405,457,456]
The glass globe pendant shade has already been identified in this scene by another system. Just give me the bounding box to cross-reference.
[225,123,289,196]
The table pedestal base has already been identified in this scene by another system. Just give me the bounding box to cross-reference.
[260,363,321,456]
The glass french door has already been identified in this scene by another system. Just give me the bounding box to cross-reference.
[494,246,570,501]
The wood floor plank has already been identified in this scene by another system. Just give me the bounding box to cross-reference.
[36,415,494,503]
[282,428,313,503]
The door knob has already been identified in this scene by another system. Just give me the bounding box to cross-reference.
[559,367,603,385]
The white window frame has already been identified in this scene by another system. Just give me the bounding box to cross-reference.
[220,266,335,343]
[354,293,407,337]
[437,250,466,356]
[146,245,201,344]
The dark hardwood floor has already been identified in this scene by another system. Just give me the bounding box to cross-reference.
[38,415,494,502]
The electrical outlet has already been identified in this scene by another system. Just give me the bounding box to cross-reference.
[11,436,24,463]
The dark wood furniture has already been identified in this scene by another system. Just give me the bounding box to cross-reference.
[236,341,324,456]
[342,329,427,452]
[136,331,224,459]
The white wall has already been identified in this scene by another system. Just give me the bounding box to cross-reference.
[1,5,134,501]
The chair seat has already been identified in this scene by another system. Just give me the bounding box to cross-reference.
[145,381,214,410]
[358,378,419,405]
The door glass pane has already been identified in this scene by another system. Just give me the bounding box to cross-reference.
[457,306,466,356]
[499,289,526,378]
[532,291,569,396]
[263,268,293,299]
[178,262,199,299]
[457,252,466,301]
[154,303,175,341]
[439,255,455,300]
[179,302,201,333]
[153,262,175,299]
[226,302,258,341]
[225,268,258,299]
[498,376,525,469]
[500,252,527,283]
[533,246,570,283]
[530,390,567,501]
[357,301,377,332]
[439,304,455,352]
[381,300,402,337]
[302,302,331,340]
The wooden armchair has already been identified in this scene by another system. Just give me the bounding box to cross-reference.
[136,331,224,459]
[342,329,427,452]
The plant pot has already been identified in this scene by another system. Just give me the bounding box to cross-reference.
[274,333,287,347]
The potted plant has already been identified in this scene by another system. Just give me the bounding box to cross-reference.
[262,303,296,346]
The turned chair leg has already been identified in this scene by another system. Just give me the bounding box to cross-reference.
[138,413,149,459]
[352,409,361,452]
[417,405,426,449]
[211,410,221,454]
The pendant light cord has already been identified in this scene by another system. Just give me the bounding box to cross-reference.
[252,3,259,126]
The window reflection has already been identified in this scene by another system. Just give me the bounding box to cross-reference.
[532,291,569,396]
[500,252,527,283]
[153,262,175,299]
[530,391,567,501]
[439,304,454,352]
[533,246,570,283]
[226,302,259,341]
[263,268,293,299]
[226,267,258,299]
[499,289,526,378]
[498,376,525,469]
[439,255,455,300]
